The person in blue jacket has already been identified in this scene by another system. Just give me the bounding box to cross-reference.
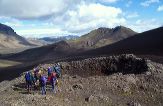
[39,75,47,95]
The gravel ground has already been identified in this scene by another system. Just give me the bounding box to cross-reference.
[0,55,163,106]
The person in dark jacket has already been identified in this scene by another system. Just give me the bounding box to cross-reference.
[25,72,32,93]
[39,75,47,95]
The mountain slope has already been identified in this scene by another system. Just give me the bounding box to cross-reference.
[0,23,33,49]
[82,27,163,56]
[2,41,77,62]
[0,26,137,62]
[68,26,137,49]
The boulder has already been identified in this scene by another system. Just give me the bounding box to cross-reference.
[72,84,83,90]
[127,101,141,106]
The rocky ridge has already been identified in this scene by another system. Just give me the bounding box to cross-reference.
[68,26,137,49]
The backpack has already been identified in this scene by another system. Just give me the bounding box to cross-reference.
[54,66,61,78]
[25,72,31,81]
[30,74,36,83]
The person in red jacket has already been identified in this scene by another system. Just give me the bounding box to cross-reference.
[50,72,57,93]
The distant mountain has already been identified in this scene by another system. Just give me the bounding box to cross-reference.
[0,23,33,49]
[81,27,163,56]
[2,26,163,64]
[27,38,47,46]
[1,26,137,62]
[26,35,79,47]
[39,35,79,43]
[68,26,137,49]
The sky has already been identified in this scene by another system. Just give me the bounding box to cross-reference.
[0,0,163,38]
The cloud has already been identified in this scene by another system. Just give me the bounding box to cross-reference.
[127,19,162,32]
[126,12,139,18]
[0,0,126,36]
[16,28,74,38]
[157,5,163,11]
[0,0,81,19]
[2,0,161,37]
[51,3,126,34]
[140,0,159,7]
[14,2,125,36]
[0,16,23,27]
[100,0,118,3]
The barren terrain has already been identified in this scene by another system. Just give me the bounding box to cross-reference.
[0,54,162,106]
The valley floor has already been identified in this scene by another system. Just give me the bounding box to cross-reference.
[0,59,21,68]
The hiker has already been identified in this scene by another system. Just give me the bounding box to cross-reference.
[34,68,39,82]
[47,67,52,82]
[54,64,61,78]
[25,72,32,93]
[50,72,57,93]
[48,67,52,77]
[31,72,37,90]
[31,72,36,84]
[39,75,47,95]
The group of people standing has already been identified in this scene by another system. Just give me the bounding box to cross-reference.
[24,64,61,95]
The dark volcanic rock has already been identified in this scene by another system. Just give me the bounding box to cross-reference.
[72,84,83,90]
[61,54,148,77]
[127,101,141,106]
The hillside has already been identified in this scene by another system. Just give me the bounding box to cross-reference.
[1,26,136,62]
[80,27,163,57]
[1,41,78,62]
[0,23,33,49]
[68,26,137,49]
[2,26,162,64]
